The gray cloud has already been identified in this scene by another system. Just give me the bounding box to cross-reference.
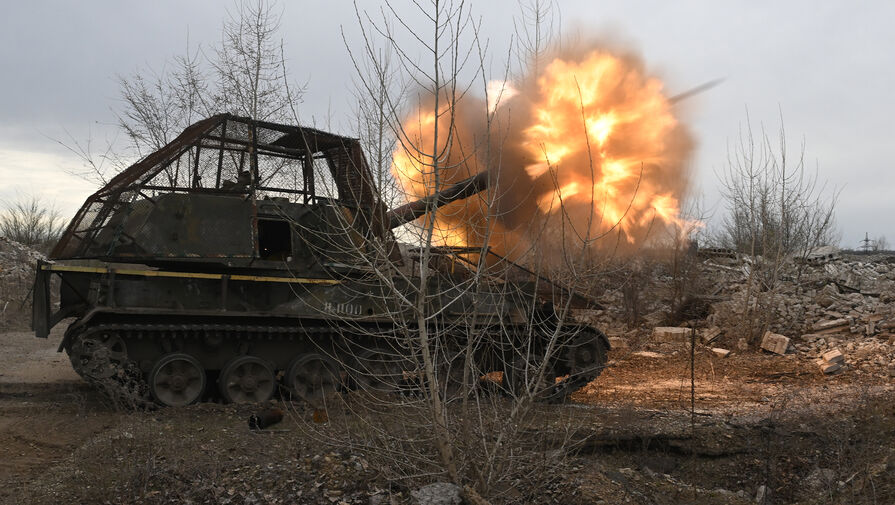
[1,1,892,248]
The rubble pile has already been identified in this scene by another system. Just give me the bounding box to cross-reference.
[702,251,895,378]
[0,236,45,280]
[576,248,895,379]
[0,236,46,326]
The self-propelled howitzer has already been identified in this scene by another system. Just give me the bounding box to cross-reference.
[32,114,608,407]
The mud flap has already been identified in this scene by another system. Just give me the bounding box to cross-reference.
[32,261,50,338]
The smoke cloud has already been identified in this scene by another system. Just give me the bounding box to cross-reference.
[392,42,695,269]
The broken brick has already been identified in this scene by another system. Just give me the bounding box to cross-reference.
[821,348,844,364]
[815,358,842,374]
[711,348,731,358]
[761,331,790,355]
[652,327,694,343]
[701,327,722,345]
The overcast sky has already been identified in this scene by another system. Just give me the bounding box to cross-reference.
[1,1,893,248]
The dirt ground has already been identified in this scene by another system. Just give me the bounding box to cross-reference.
[1,327,892,504]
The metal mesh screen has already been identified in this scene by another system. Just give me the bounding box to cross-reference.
[52,114,384,260]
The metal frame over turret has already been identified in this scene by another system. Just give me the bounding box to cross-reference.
[52,114,388,264]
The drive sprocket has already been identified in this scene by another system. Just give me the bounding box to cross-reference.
[67,331,154,409]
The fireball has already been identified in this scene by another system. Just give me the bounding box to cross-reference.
[392,46,695,255]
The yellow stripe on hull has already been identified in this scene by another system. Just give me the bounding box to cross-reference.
[41,264,341,285]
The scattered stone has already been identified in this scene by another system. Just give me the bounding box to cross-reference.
[712,488,737,498]
[410,482,462,505]
[761,331,790,355]
[589,249,895,378]
[653,327,694,343]
[804,468,836,493]
[865,321,877,335]
[711,348,731,358]
[755,484,767,503]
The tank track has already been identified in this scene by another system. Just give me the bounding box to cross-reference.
[65,322,607,407]
[66,322,337,409]
[552,326,609,401]
[507,327,609,403]
[68,324,154,409]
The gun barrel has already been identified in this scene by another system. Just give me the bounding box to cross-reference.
[387,171,489,229]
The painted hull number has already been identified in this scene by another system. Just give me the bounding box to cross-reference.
[324,302,363,316]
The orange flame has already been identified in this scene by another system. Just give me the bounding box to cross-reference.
[392,46,696,256]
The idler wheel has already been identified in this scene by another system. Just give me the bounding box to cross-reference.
[68,332,128,380]
[286,353,342,403]
[436,351,467,402]
[148,353,206,407]
[351,348,411,393]
[562,329,608,379]
[218,356,276,403]
[500,357,532,398]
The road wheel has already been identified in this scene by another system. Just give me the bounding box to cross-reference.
[148,353,206,407]
[218,356,276,403]
[351,348,409,393]
[285,353,342,404]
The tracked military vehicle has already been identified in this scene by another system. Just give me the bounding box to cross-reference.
[32,114,608,407]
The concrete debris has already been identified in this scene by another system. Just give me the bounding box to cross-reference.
[711,348,731,358]
[0,236,45,281]
[577,248,894,377]
[814,284,841,308]
[1,237,47,327]
[805,245,840,264]
[653,327,693,343]
[812,319,850,334]
[761,331,790,355]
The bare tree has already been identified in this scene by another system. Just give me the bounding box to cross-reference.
[514,0,560,81]
[210,0,301,122]
[66,0,304,185]
[345,28,406,209]
[283,3,630,503]
[717,111,838,343]
[0,194,66,253]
